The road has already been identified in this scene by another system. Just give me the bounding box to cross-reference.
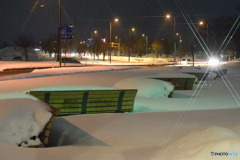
[0,69,35,77]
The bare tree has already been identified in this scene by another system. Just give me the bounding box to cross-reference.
[162,38,172,58]
[41,34,58,57]
[0,41,9,49]
[152,39,163,58]
[14,34,35,61]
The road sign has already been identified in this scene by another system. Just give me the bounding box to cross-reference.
[86,38,94,46]
[61,26,73,39]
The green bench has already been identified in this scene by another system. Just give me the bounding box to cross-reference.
[29,105,60,148]
[212,68,228,79]
[28,89,138,116]
[183,72,211,81]
[151,77,196,90]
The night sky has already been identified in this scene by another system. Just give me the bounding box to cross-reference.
[0,0,239,45]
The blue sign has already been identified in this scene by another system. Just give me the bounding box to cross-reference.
[61,27,73,39]
[86,38,94,46]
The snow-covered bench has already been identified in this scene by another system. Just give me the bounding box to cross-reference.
[212,68,228,79]
[146,73,197,90]
[0,92,60,148]
[151,77,196,90]
[28,89,138,116]
[30,105,60,148]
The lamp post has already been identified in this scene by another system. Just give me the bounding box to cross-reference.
[199,21,209,46]
[176,33,182,58]
[142,34,148,56]
[128,27,135,61]
[91,30,97,59]
[57,0,62,67]
[115,36,121,56]
[166,14,177,65]
[109,18,119,64]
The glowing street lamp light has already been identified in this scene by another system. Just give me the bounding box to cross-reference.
[199,21,204,25]
[166,14,171,19]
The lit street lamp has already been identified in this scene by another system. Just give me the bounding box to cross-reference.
[109,18,119,64]
[199,21,209,46]
[142,34,148,56]
[91,30,97,59]
[58,0,62,67]
[176,33,182,56]
[166,14,177,64]
[115,36,121,56]
[128,27,135,61]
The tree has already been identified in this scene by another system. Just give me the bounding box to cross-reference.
[162,38,172,57]
[151,39,163,58]
[0,41,9,49]
[13,34,35,61]
[92,37,108,61]
[41,34,58,57]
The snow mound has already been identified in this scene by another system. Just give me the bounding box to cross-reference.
[0,92,52,147]
[113,77,174,98]
[27,85,115,92]
[149,126,240,160]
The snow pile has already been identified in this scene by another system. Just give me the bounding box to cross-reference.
[0,47,46,61]
[113,77,174,98]
[0,92,52,147]
[149,126,240,160]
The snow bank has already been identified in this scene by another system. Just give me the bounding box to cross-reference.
[0,92,52,147]
[149,126,240,160]
[113,77,174,98]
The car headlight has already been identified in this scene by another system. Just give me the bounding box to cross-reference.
[208,58,220,66]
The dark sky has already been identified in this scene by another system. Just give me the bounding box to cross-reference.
[0,0,239,45]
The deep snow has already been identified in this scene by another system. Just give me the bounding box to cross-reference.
[0,59,240,160]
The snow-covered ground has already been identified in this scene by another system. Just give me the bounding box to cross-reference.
[0,59,240,160]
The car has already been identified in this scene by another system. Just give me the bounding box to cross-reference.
[180,58,192,65]
[13,56,23,61]
[59,57,81,64]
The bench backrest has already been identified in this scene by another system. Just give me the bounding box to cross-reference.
[153,77,196,90]
[28,89,138,116]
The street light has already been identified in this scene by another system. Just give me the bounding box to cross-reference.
[199,21,209,46]
[142,34,148,56]
[176,33,182,58]
[128,27,135,61]
[57,0,62,67]
[109,18,119,64]
[166,14,177,64]
[115,36,121,56]
[91,30,97,59]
